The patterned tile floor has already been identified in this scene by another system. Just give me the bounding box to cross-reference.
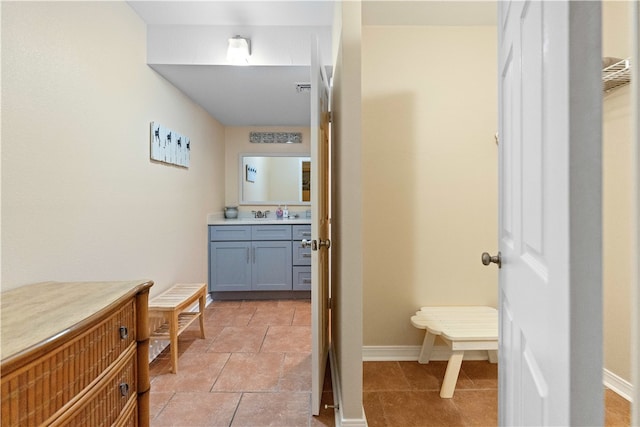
[149,299,335,427]
[149,299,630,426]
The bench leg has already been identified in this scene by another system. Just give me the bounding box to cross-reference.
[170,311,179,374]
[418,331,436,364]
[488,350,498,364]
[198,291,206,339]
[440,350,464,398]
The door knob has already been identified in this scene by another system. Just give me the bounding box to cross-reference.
[302,238,331,251]
[481,252,502,268]
[318,238,331,249]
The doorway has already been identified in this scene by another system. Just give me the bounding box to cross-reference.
[359,1,635,425]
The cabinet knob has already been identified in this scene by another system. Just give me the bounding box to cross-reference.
[119,326,128,340]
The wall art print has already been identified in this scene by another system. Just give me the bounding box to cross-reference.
[150,122,190,168]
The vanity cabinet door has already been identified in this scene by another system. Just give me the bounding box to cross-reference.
[252,241,292,291]
[209,241,252,292]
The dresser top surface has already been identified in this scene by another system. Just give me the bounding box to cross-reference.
[1,280,153,363]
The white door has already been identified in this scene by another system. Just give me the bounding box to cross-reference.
[497,1,603,425]
[310,35,331,416]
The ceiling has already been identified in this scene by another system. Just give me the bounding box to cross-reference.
[128,1,334,126]
[128,1,496,127]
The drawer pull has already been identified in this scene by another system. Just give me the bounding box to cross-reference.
[119,326,129,340]
[119,383,130,397]
[302,253,312,258]
[302,279,312,284]
[301,232,311,237]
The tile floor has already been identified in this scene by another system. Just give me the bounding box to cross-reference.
[149,299,631,427]
[363,360,630,427]
[149,299,335,427]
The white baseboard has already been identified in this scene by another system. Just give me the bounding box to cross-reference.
[362,345,491,362]
[148,293,213,362]
[329,346,368,427]
[603,368,634,402]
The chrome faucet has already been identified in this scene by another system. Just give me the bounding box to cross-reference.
[252,210,270,218]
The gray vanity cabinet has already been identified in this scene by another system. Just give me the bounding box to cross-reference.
[209,224,293,292]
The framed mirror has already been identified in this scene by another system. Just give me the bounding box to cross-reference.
[239,154,311,205]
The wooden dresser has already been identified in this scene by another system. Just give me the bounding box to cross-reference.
[1,280,153,426]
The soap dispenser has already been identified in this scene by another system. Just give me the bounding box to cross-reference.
[276,205,283,218]
[283,205,289,218]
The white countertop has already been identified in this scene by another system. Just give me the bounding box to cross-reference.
[207,214,311,226]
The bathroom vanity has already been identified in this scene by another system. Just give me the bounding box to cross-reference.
[208,220,311,298]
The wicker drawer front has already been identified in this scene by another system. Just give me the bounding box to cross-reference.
[1,298,136,426]
[54,348,137,427]
[115,396,138,427]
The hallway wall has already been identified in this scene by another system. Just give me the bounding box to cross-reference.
[1,2,225,295]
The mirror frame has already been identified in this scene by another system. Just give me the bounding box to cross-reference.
[239,153,311,206]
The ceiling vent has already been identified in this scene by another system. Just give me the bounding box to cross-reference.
[295,83,311,93]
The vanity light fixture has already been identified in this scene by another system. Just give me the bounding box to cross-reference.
[227,36,251,65]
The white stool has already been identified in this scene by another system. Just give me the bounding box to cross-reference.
[410,306,498,398]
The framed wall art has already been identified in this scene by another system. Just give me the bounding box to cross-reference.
[150,122,190,168]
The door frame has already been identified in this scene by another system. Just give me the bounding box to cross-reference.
[632,2,639,424]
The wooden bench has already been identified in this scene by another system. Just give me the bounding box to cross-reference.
[149,283,207,374]
[410,306,498,398]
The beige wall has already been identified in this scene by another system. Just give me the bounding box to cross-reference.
[362,25,498,346]
[224,126,310,211]
[1,2,225,296]
[602,0,633,383]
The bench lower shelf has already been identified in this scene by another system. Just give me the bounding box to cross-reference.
[150,312,201,340]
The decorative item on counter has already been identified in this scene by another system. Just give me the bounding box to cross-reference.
[283,205,289,218]
[224,206,238,219]
[276,205,284,218]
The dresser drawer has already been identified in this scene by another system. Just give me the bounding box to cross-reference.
[52,347,137,427]
[251,225,292,240]
[209,225,251,241]
[1,298,137,426]
[292,225,312,241]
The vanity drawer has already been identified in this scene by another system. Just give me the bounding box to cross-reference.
[210,225,252,241]
[293,267,312,291]
[293,241,312,266]
[251,225,292,241]
[293,225,312,241]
